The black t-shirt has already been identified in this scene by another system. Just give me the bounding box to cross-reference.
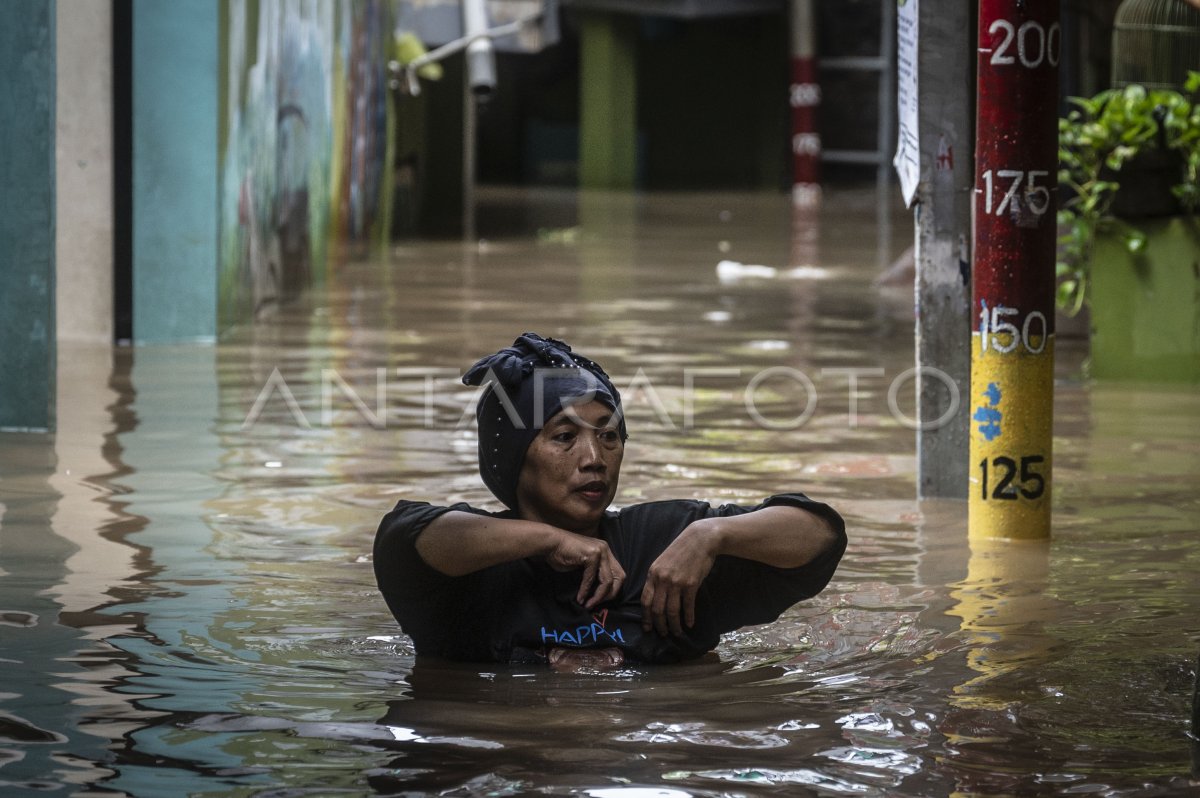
[373,494,846,664]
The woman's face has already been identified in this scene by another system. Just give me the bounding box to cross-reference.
[515,400,623,535]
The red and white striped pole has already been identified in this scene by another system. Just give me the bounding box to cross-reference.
[790,0,820,208]
[969,0,1060,539]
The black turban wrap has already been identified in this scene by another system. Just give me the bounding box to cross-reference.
[462,333,627,511]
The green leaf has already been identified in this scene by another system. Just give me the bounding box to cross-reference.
[1056,280,1080,313]
[1120,85,1148,116]
[1105,147,1137,171]
[1122,229,1148,254]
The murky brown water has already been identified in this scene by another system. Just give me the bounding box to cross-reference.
[1,188,1198,796]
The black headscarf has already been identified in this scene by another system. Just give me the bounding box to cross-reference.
[462,333,627,510]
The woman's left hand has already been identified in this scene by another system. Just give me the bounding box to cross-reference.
[640,520,720,637]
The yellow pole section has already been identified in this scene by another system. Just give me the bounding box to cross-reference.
[968,340,1054,537]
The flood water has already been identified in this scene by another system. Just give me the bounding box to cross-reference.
[1,187,1198,796]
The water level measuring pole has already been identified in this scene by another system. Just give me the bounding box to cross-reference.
[969,0,1060,539]
[789,0,820,208]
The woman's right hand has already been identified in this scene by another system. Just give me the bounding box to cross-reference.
[545,531,626,609]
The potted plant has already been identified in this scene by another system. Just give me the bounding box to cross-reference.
[1057,72,1200,381]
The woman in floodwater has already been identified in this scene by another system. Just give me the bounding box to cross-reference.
[373,332,847,668]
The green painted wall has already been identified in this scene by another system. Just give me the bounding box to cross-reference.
[132,0,219,343]
[1090,216,1200,383]
[0,1,56,430]
[579,11,638,189]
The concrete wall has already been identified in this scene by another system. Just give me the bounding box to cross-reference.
[0,1,56,431]
[56,1,114,345]
[133,0,220,343]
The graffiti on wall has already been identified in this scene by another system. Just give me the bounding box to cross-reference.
[218,0,394,330]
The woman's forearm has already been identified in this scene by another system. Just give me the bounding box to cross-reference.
[415,511,561,576]
[695,505,838,569]
[640,504,840,636]
[416,510,627,607]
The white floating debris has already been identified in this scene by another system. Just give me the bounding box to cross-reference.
[717,260,777,282]
[264,461,282,468]
[703,310,732,323]
[781,265,831,280]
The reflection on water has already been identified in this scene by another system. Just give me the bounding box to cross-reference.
[1,188,1198,795]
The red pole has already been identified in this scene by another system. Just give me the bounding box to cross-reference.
[790,0,820,208]
[970,0,1060,538]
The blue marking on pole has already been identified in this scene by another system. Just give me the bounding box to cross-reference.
[973,383,1003,441]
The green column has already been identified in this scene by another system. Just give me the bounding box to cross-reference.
[0,1,56,431]
[132,0,218,343]
[579,11,637,190]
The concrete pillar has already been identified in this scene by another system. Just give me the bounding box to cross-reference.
[0,1,56,432]
[57,1,115,345]
[579,11,637,190]
[132,0,218,343]
[913,0,974,498]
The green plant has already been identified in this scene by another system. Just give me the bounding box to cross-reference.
[1056,72,1200,315]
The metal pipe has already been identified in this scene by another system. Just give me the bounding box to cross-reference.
[969,0,1060,539]
[464,54,477,242]
[462,0,497,98]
